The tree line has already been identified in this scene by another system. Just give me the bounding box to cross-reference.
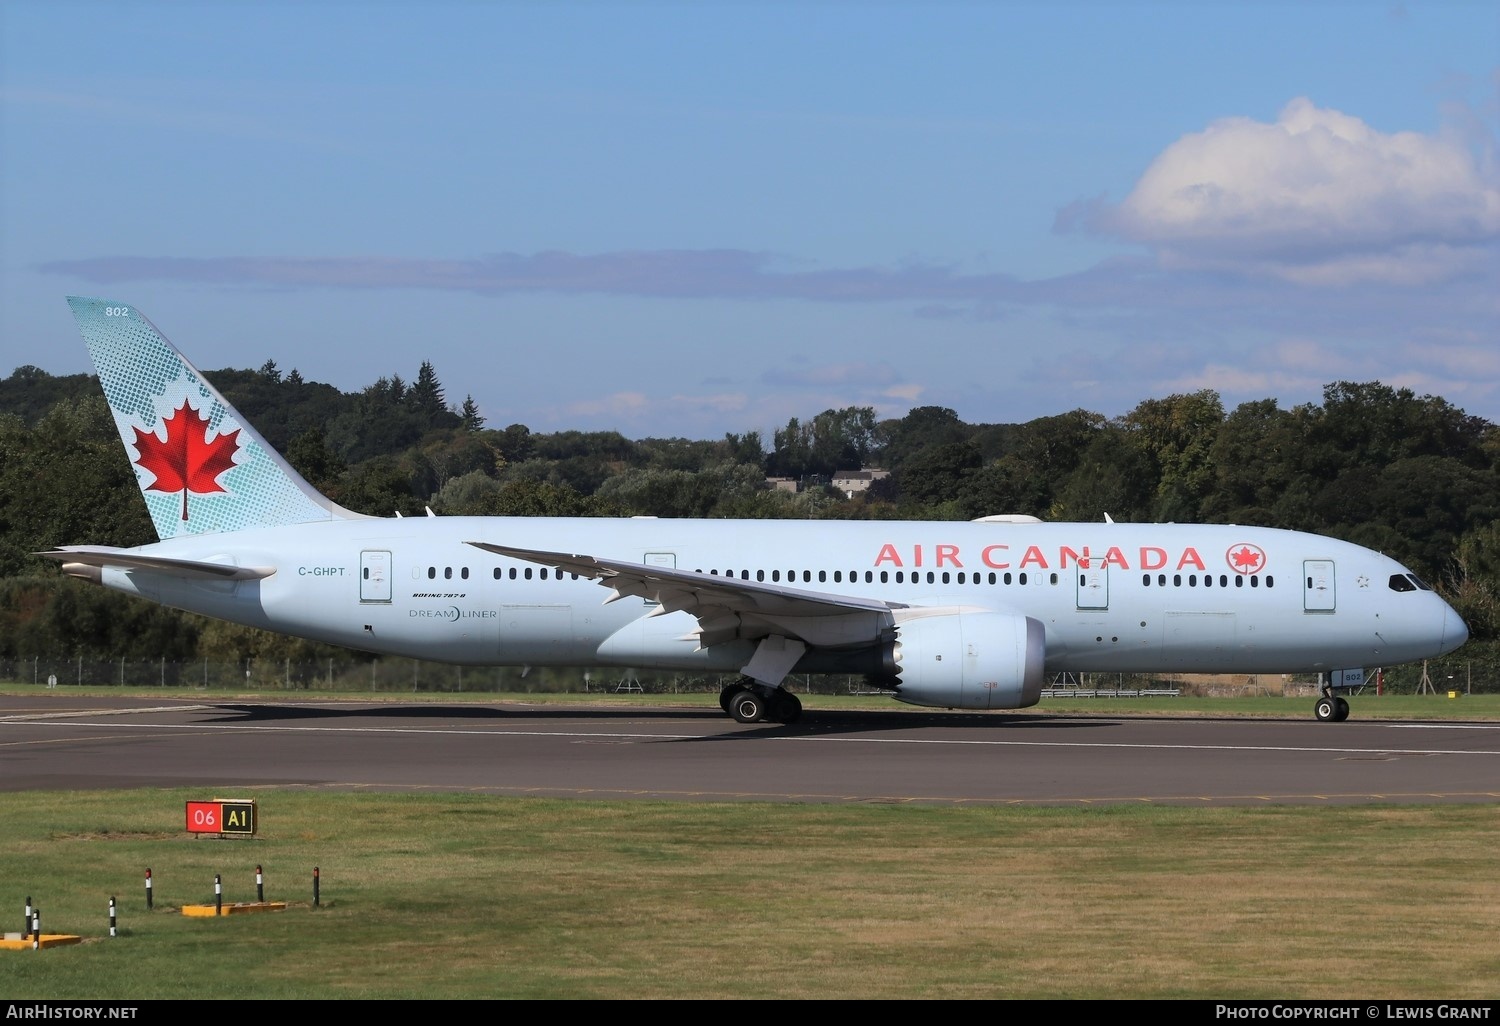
[1,361,1496,682]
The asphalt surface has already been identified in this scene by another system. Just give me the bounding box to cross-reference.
[3,694,1500,806]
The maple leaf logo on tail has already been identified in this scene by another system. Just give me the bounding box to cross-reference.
[132,401,242,521]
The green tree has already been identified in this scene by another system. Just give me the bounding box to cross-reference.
[408,361,453,425]
[460,395,484,432]
[874,406,969,470]
[286,427,347,496]
[896,440,983,508]
[1119,390,1225,522]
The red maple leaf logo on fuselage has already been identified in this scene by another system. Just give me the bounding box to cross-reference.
[1228,544,1266,574]
[132,401,241,521]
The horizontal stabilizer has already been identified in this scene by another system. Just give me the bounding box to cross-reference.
[38,546,275,581]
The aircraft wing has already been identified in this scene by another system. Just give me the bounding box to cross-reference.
[38,546,276,581]
[466,541,906,649]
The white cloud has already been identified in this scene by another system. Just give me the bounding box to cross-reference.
[1064,97,1500,285]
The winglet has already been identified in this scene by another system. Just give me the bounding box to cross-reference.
[66,297,371,539]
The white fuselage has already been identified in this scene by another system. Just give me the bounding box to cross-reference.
[95,516,1468,678]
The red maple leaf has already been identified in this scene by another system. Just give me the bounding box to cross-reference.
[1230,545,1264,572]
[132,402,241,521]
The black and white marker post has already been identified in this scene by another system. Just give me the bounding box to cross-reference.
[256,865,264,903]
[145,868,152,910]
[109,896,117,938]
[214,873,222,916]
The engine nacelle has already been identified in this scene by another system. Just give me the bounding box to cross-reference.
[889,611,1046,710]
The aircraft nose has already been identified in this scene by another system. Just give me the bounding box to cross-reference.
[1443,603,1469,655]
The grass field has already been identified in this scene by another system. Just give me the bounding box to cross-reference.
[3,686,1499,1000]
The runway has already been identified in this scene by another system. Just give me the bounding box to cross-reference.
[4,695,1500,806]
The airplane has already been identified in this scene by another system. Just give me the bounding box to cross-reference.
[40,297,1470,724]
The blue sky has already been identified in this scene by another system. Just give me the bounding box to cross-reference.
[3,1,1496,441]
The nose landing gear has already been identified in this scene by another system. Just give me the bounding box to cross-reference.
[1314,688,1350,722]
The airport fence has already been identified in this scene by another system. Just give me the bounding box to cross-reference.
[1,656,1490,696]
[0,656,862,696]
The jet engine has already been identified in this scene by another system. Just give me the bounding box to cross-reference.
[887,611,1046,710]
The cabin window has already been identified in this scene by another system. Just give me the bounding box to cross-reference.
[1018,572,1028,585]
[1173,574,1182,587]
[524,568,533,580]
[1250,576,1259,587]
[772,570,781,582]
[818,570,827,583]
[756,570,764,581]
[461,567,470,580]
[427,567,436,580]
[493,568,501,580]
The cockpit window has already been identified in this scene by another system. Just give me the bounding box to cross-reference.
[1406,573,1432,592]
[1388,574,1416,593]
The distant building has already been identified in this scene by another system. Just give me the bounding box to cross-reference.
[831,468,889,498]
[766,476,798,493]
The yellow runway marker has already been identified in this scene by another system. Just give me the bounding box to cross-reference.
[1,933,83,950]
[181,901,287,917]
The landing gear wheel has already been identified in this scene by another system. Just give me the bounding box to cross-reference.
[729,689,766,724]
[719,683,743,714]
[770,690,802,724]
[1334,696,1350,722]
[1315,696,1337,722]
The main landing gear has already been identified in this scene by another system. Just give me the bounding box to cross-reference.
[719,678,802,725]
[1314,686,1350,722]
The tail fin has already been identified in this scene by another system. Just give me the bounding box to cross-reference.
[67,297,370,539]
